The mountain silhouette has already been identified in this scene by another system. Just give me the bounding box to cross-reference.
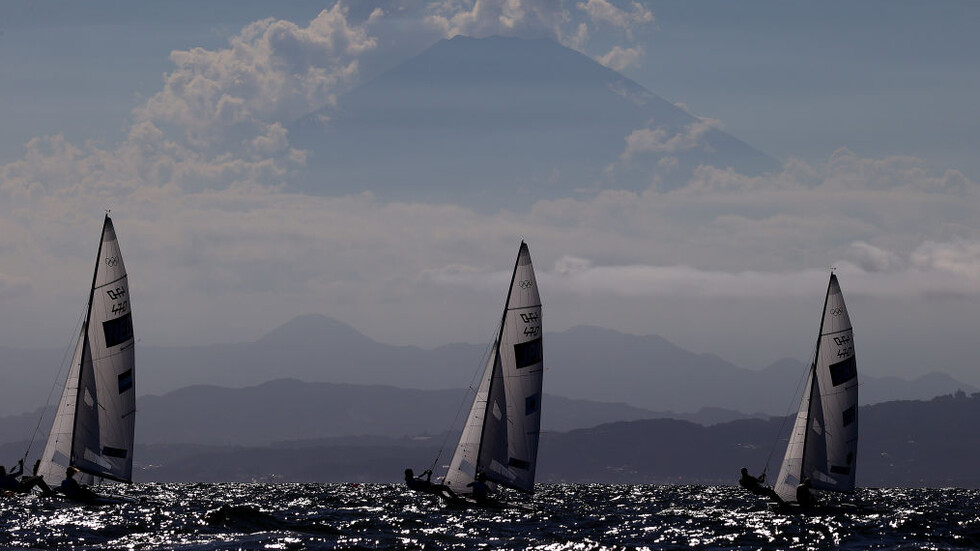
[1,314,973,418]
[0,378,761,451]
[289,35,779,208]
[133,379,664,446]
[114,391,980,487]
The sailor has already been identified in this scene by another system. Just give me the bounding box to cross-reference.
[738,467,766,492]
[0,462,21,493]
[0,459,55,496]
[60,467,98,502]
[738,467,783,503]
[796,478,817,508]
[404,468,458,500]
[467,471,491,504]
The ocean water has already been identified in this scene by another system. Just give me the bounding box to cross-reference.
[1,484,978,550]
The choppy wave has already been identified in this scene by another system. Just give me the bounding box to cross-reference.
[2,484,979,550]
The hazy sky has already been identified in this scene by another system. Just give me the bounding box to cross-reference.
[1,1,978,387]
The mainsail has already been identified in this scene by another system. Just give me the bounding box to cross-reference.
[773,273,858,503]
[444,242,543,495]
[37,214,136,485]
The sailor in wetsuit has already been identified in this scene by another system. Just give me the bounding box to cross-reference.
[404,468,458,500]
[0,459,55,496]
[60,467,98,502]
[738,467,783,503]
[796,478,817,508]
[466,472,492,504]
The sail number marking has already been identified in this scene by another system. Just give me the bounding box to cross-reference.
[107,287,129,316]
[833,334,852,358]
[106,287,127,300]
[520,312,540,337]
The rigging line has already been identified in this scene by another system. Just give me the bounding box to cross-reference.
[22,303,88,463]
[764,345,818,475]
[763,360,810,475]
[764,277,830,475]
[430,316,501,475]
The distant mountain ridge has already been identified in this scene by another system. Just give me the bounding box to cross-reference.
[0,378,742,449]
[289,35,779,208]
[90,391,980,487]
[0,315,973,418]
[134,379,667,446]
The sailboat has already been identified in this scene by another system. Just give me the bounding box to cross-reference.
[772,273,858,505]
[36,213,137,495]
[441,241,543,502]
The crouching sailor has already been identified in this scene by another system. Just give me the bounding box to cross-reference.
[738,467,783,503]
[0,459,56,496]
[796,478,817,509]
[60,467,99,502]
[404,468,458,501]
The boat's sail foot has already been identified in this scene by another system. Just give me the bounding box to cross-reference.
[773,274,857,503]
[37,215,136,487]
[443,242,543,496]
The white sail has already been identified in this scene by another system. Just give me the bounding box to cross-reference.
[37,215,136,486]
[443,242,543,495]
[444,349,496,491]
[774,274,857,503]
[37,330,92,485]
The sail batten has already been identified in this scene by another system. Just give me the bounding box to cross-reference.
[774,274,858,503]
[38,215,136,487]
[444,242,543,496]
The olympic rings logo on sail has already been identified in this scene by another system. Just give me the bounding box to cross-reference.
[105,256,119,267]
[829,306,844,316]
[519,280,534,289]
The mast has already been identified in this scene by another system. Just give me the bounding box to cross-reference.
[68,213,110,472]
[796,273,834,483]
[474,241,525,475]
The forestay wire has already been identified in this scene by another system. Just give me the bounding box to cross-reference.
[22,304,88,463]
[428,317,501,476]
[762,353,813,476]
[762,286,827,477]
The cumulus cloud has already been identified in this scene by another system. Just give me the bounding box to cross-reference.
[911,240,980,280]
[424,0,571,41]
[135,3,377,156]
[826,148,972,194]
[596,45,644,71]
[620,117,724,158]
[577,0,653,39]
[846,242,904,273]
[0,4,385,204]
[422,0,652,70]
[553,255,593,275]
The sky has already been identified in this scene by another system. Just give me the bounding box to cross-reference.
[0,0,978,387]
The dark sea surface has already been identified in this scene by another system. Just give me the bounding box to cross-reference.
[2,484,979,550]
